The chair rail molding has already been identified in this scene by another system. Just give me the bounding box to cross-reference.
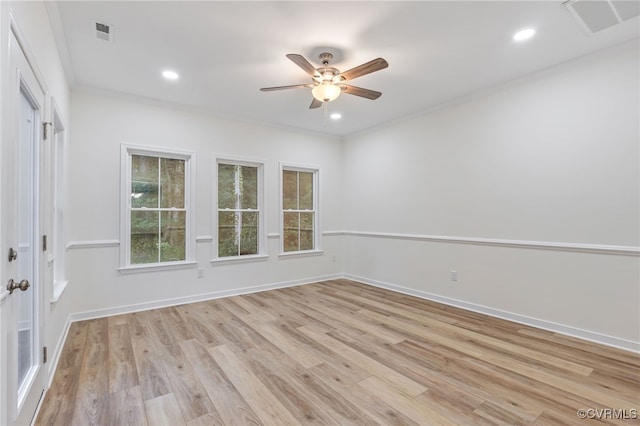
[344,230,639,256]
[66,239,120,250]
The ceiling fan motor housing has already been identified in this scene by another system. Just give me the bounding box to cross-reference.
[315,67,341,82]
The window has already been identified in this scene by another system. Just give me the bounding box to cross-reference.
[121,145,194,270]
[216,159,264,259]
[281,166,319,253]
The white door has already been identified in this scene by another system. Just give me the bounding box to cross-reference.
[1,28,46,426]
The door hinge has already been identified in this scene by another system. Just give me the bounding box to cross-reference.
[43,122,52,140]
[42,235,47,251]
[43,346,48,363]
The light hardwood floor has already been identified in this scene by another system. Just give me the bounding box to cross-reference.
[36,279,639,425]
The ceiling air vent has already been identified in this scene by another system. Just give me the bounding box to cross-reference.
[563,0,640,34]
[92,20,114,43]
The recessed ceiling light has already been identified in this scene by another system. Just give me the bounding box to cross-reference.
[330,112,342,120]
[513,28,536,41]
[162,70,179,80]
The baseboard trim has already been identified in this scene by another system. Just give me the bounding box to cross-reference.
[43,269,638,410]
[41,274,340,419]
[344,231,639,256]
[344,273,640,353]
[48,270,638,391]
[68,274,342,323]
[46,315,72,388]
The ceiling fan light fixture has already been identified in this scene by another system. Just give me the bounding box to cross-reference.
[261,52,388,108]
[312,83,341,102]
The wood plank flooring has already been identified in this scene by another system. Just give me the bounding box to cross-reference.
[35,279,640,425]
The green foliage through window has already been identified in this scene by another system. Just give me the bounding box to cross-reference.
[283,169,315,252]
[218,163,260,257]
[130,154,186,264]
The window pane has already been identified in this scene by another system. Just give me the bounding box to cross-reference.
[160,211,186,262]
[240,166,258,209]
[218,163,236,210]
[300,212,314,250]
[218,211,238,257]
[283,170,297,210]
[131,211,159,264]
[299,172,313,210]
[160,158,185,209]
[131,155,158,208]
[283,212,299,252]
[239,212,258,255]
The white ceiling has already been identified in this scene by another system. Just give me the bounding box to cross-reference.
[50,1,639,137]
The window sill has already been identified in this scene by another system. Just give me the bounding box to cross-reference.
[211,254,269,266]
[51,280,68,304]
[278,250,324,259]
[118,261,197,274]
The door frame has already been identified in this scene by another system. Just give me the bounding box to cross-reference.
[0,8,50,426]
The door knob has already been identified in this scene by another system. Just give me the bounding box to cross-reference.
[7,279,29,295]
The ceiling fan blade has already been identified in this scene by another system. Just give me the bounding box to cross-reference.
[338,58,388,81]
[340,84,382,100]
[260,84,312,91]
[309,98,322,109]
[286,54,319,77]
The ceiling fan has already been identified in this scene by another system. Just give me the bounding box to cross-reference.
[260,52,389,109]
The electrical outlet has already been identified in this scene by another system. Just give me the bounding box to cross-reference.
[450,270,458,282]
[197,268,204,278]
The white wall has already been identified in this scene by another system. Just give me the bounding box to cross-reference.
[342,40,640,350]
[65,90,344,317]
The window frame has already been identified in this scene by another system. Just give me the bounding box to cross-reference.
[119,143,196,272]
[50,98,68,302]
[279,162,321,256]
[212,155,267,264]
